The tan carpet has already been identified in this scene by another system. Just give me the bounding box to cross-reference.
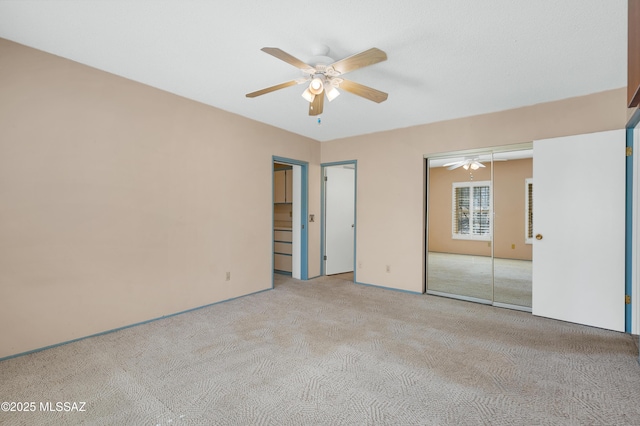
[428,252,532,307]
[1,274,639,425]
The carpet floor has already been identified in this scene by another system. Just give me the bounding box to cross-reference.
[1,274,639,425]
[428,252,532,308]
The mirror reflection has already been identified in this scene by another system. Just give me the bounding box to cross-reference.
[427,150,532,310]
[427,155,493,302]
[492,152,532,308]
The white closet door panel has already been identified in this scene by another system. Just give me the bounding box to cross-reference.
[532,129,625,331]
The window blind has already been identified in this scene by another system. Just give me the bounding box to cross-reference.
[472,185,491,235]
[452,181,491,239]
[453,186,470,234]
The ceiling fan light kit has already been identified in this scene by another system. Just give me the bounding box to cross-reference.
[309,77,324,95]
[301,76,340,103]
[301,87,315,102]
[246,45,388,116]
[325,85,340,101]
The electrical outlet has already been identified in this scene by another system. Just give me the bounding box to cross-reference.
[226,272,231,281]
[511,243,516,249]
[309,214,315,222]
[386,265,391,273]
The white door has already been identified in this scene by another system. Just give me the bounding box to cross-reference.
[325,165,355,275]
[532,129,625,331]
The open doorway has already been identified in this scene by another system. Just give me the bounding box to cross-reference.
[272,156,308,284]
[322,161,356,281]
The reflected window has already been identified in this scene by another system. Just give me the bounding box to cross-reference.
[452,181,491,240]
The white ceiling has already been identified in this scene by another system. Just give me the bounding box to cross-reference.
[0,1,627,142]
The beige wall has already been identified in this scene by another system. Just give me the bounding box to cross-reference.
[428,158,533,260]
[0,37,629,359]
[493,159,533,260]
[0,39,322,358]
[322,88,627,293]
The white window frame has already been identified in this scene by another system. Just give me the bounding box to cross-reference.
[525,178,533,244]
[451,180,491,241]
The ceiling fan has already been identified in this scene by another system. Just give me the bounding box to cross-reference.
[443,157,506,171]
[246,45,388,116]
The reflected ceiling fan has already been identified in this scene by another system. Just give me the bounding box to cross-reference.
[246,45,388,116]
[443,157,506,170]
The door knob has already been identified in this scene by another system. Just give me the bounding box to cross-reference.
[536,234,543,240]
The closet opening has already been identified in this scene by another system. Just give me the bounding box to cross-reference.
[425,147,533,312]
[272,157,309,283]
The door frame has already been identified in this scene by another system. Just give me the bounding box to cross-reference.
[321,160,357,278]
[272,156,309,286]
[628,107,640,335]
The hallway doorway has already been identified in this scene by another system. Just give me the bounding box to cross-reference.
[322,161,357,279]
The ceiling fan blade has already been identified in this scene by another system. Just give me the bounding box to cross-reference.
[330,48,387,75]
[447,164,464,170]
[309,92,324,116]
[246,80,300,98]
[442,161,463,167]
[261,47,316,74]
[476,162,486,168]
[338,79,388,103]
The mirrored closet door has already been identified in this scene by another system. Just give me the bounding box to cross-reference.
[492,152,533,310]
[426,147,532,311]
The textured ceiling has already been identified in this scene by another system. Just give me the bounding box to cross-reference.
[0,1,627,142]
